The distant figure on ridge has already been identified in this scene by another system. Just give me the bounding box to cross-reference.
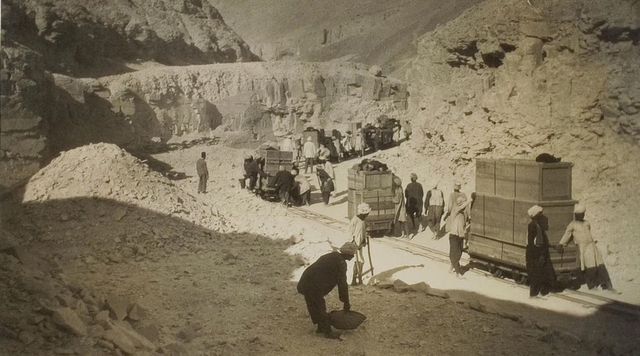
[196,152,209,194]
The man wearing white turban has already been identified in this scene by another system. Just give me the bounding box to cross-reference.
[558,204,614,291]
[347,203,371,285]
[526,205,556,298]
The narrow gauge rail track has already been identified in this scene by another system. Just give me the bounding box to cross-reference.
[288,207,640,320]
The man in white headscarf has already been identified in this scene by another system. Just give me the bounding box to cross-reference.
[446,195,473,277]
[558,204,614,291]
[348,203,371,285]
[526,205,556,298]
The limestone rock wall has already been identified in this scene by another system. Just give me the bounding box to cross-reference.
[407,0,640,282]
[91,62,408,142]
[1,61,408,191]
[0,46,53,193]
[1,0,259,77]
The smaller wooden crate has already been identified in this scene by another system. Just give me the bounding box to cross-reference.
[262,149,293,175]
[515,161,573,201]
[347,168,393,190]
[347,189,395,220]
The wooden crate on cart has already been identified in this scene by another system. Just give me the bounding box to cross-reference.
[475,158,573,201]
[260,149,293,175]
[347,189,395,232]
[347,168,393,190]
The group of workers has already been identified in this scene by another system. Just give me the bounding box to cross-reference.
[297,199,618,340]
[388,173,472,277]
[196,150,618,341]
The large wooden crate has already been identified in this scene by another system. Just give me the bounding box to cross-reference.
[468,234,579,272]
[475,160,496,195]
[347,189,395,222]
[513,199,576,246]
[481,195,515,244]
[261,149,293,175]
[471,194,577,247]
[475,158,573,201]
[468,234,503,262]
[347,168,393,190]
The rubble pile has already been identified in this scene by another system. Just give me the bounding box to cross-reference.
[23,143,231,232]
[0,229,163,355]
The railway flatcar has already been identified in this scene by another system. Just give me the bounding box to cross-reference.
[467,158,582,284]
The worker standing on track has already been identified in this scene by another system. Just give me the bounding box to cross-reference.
[447,195,473,277]
[297,242,357,339]
[303,137,317,174]
[526,205,555,298]
[348,203,371,286]
[405,173,424,235]
[354,131,364,157]
[390,176,408,238]
[294,169,311,206]
[443,182,467,235]
[557,204,615,292]
[425,182,445,238]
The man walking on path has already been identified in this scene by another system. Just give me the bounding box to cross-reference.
[303,137,317,174]
[347,203,371,285]
[297,242,357,339]
[405,173,424,234]
[196,152,209,193]
[447,195,473,277]
[425,182,445,238]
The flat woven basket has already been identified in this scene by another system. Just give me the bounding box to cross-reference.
[329,310,367,330]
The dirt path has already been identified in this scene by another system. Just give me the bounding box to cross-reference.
[1,143,637,355]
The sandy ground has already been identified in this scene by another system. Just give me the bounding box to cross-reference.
[2,142,638,355]
[151,143,640,353]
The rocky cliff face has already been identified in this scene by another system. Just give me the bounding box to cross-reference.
[407,0,640,282]
[1,0,259,77]
[51,62,408,150]
[209,0,481,77]
[0,0,262,193]
[0,45,54,192]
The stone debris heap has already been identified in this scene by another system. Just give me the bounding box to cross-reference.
[23,143,232,233]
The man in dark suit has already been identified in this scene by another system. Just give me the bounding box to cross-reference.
[297,242,357,339]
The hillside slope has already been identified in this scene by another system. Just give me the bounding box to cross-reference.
[407,0,640,284]
[208,0,481,77]
[1,0,259,77]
